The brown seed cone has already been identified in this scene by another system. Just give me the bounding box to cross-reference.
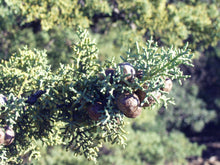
[143,91,162,107]
[0,128,5,145]
[135,84,149,103]
[87,102,103,121]
[98,68,115,83]
[135,89,146,103]
[116,93,142,118]
[124,107,142,118]
[118,62,136,81]
[4,126,15,146]
[102,63,135,83]
[135,70,143,79]
[161,78,173,92]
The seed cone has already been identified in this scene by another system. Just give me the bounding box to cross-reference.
[0,128,5,145]
[135,84,148,103]
[87,102,103,121]
[161,78,173,92]
[119,62,136,81]
[142,91,161,107]
[116,93,142,118]
[136,70,143,79]
[102,63,135,84]
[4,126,15,146]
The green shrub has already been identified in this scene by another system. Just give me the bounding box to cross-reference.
[1,0,220,63]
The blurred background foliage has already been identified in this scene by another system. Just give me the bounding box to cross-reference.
[1,0,220,164]
[31,110,205,165]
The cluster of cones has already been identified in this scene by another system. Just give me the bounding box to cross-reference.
[87,62,173,120]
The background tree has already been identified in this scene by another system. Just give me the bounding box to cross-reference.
[158,81,216,132]
[1,0,220,65]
